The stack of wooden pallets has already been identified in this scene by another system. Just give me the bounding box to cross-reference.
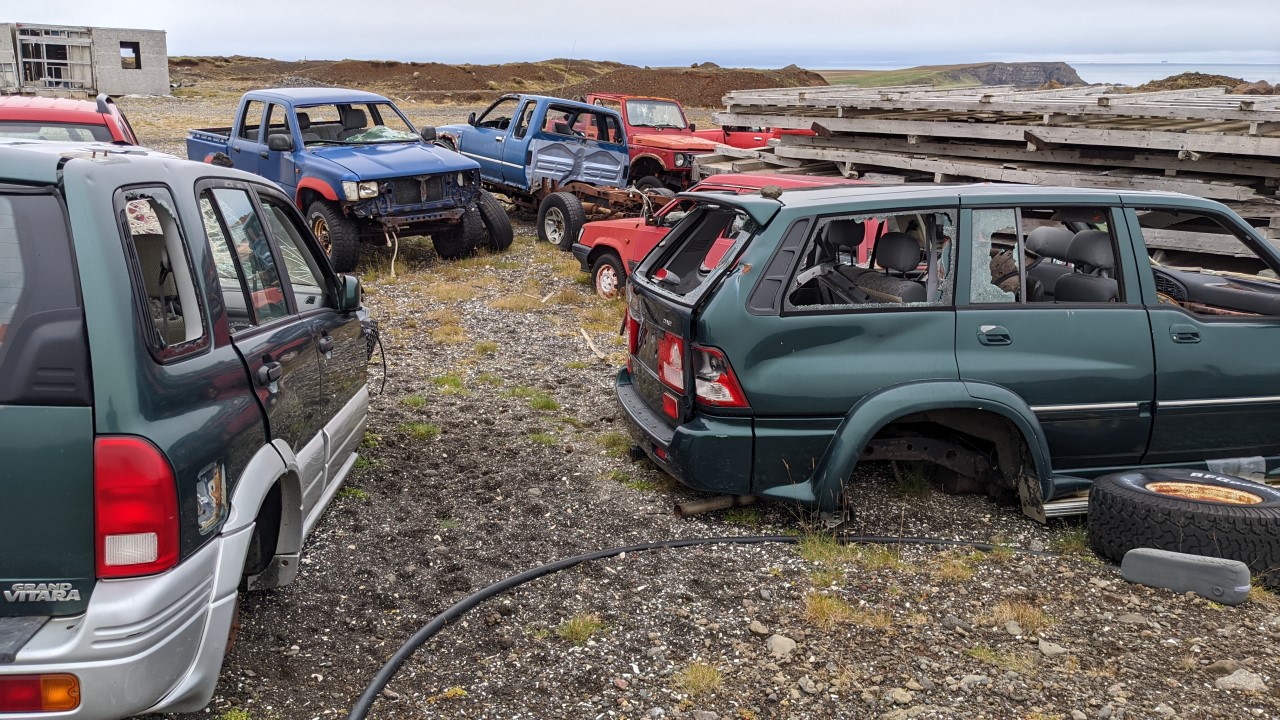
[694,85,1280,245]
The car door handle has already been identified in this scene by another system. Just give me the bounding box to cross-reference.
[495,136,504,142]
[232,145,241,153]
[977,325,1012,346]
[256,361,282,386]
[1170,324,1201,343]
[259,150,269,159]
[317,335,335,353]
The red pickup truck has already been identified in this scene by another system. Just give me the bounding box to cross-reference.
[572,173,875,298]
[583,93,717,192]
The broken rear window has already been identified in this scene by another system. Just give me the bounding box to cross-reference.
[641,204,753,302]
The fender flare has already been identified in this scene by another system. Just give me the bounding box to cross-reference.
[295,177,340,207]
[225,440,305,557]
[763,380,1053,513]
[631,152,668,174]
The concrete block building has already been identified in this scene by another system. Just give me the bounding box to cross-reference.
[0,22,168,96]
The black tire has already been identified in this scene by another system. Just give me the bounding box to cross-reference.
[537,192,586,250]
[591,252,626,299]
[477,190,514,252]
[1088,468,1280,588]
[636,175,666,191]
[649,187,676,198]
[307,201,361,273]
[433,137,458,153]
[432,206,486,260]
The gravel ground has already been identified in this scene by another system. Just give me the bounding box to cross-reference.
[117,96,1280,720]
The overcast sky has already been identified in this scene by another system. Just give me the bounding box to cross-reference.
[11,1,1280,68]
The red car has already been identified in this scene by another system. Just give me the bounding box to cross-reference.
[0,94,139,145]
[692,125,817,150]
[572,173,875,298]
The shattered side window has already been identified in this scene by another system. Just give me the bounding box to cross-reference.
[785,208,957,312]
[970,208,1021,304]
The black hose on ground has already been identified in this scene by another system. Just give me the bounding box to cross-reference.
[345,533,1054,720]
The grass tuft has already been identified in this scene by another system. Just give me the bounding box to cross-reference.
[491,294,542,312]
[528,432,557,446]
[1249,584,1280,609]
[529,393,560,411]
[598,431,632,458]
[674,662,722,698]
[984,600,1051,634]
[475,372,503,386]
[1048,527,1091,557]
[930,551,977,583]
[430,324,468,344]
[399,422,441,440]
[804,591,854,629]
[401,394,427,409]
[567,360,591,370]
[798,534,862,566]
[433,374,469,395]
[337,486,370,500]
[556,613,605,645]
[474,340,499,356]
[966,643,1038,674]
[723,506,763,528]
[423,282,475,302]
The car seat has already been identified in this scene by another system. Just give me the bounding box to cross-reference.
[1025,226,1075,300]
[853,232,927,303]
[296,112,321,143]
[337,107,368,140]
[1055,230,1119,302]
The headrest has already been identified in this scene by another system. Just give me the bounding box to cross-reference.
[296,111,311,130]
[1026,226,1074,259]
[825,219,864,250]
[875,232,922,273]
[340,107,367,130]
[553,121,572,135]
[1066,230,1114,269]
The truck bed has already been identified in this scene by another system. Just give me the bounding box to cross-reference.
[186,127,233,163]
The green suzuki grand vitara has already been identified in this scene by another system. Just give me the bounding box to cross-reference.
[0,141,367,718]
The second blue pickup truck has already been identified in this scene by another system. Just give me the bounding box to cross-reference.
[188,88,512,270]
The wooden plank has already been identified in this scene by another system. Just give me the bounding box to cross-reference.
[771,145,1261,200]
[779,134,1280,178]
[1096,87,1229,105]
[715,112,1280,156]
[1138,228,1259,257]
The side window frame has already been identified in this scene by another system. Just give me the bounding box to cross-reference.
[238,100,265,143]
[780,205,959,317]
[1122,203,1280,320]
[958,204,1134,308]
[113,183,211,363]
[253,183,338,315]
[512,101,535,140]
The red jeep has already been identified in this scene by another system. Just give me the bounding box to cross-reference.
[572,173,875,298]
[584,93,717,192]
[0,94,139,145]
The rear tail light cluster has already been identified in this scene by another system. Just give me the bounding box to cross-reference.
[692,345,749,408]
[0,674,80,713]
[94,436,179,579]
[657,332,685,391]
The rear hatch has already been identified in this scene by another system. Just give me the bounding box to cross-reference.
[627,197,768,426]
[0,188,95,619]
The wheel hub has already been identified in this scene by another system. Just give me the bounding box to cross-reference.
[1146,481,1263,505]
[312,217,331,253]
[544,207,565,244]
[597,265,618,297]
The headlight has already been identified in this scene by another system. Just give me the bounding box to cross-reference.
[674,153,686,167]
[456,172,467,187]
[342,181,379,201]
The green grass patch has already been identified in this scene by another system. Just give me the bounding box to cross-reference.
[804,591,854,628]
[474,340,499,356]
[337,486,370,500]
[674,661,722,698]
[1048,527,1091,557]
[505,385,539,399]
[475,372,503,386]
[399,422,441,440]
[439,518,460,530]
[402,394,427,409]
[566,360,591,370]
[724,506,763,528]
[556,613,605,645]
[433,374,469,395]
[528,432,557,445]
[361,431,381,448]
[797,534,862,566]
[529,393,560,411]
[598,431,632,458]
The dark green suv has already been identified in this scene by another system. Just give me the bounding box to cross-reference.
[0,141,367,718]
[618,183,1280,522]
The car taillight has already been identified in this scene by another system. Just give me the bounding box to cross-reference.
[657,331,685,392]
[626,314,640,357]
[693,344,749,408]
[0,675,80,713]
[94,436,179,579]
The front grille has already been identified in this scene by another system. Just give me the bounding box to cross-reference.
[390,177,446,206]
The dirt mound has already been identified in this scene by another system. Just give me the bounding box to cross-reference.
[560,65,827,107]
[1133,71,1246,92]
[169,56,825,106]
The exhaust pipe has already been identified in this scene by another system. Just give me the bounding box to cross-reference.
[674,495,757,518]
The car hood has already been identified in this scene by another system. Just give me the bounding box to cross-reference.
[631,133,717,152]
[308,142,479,179]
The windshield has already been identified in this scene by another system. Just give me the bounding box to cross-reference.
[624,100,687,129]
[0,121,113,142]
[297,102,419,145]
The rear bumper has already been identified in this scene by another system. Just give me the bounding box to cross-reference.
[571,243,592,272]
[615,367,754,496]
[0,526,252,719]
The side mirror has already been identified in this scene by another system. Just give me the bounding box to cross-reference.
[267,133,293,152]
[337,274,362,312]
[467,112,477,126]
[420,126,437,143]
[689,122,696,132]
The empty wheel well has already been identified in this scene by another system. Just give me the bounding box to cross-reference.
[861,408,1031,501]
[298,188,324,212]
[243,482,282,578]
[631,157,663,179]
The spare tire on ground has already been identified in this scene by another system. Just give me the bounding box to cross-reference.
[1088,468,1280,588]
[477,190,514,252]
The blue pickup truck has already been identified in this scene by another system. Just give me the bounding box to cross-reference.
[188,88,512,270]
[437,94,662,250]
